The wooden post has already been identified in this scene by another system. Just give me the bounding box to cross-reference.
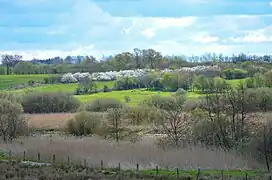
[136,164,139,172]
[67,156,70,165]
[100,160,104,169]
[37,152,40,161]
[118,162,121,171]
[221,171,224,180]
[52,154,56,164]
[23,151,26,161]
[176,168,179,177]
[245,172,248,180]
[156,166,159,176]
[8,150,11,161]
[84,159,87,169]
[196,168,201,180]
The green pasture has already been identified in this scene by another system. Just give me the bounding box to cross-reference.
[14,81,115,93]
[75,89,202,105]
[0,74,50,89]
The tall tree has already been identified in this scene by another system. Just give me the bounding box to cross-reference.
[133,48,142,69]
[1,54,22,75]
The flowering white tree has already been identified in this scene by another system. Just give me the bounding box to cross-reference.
[60,66,221,83]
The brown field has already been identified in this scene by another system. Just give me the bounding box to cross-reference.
[26,113,75,130]
[0,135,261,170]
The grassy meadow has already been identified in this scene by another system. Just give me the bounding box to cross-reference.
[0,74,246,105]
[0,74,50,89]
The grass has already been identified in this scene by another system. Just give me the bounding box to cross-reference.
[227,79,246,87]
[15,81,115,93]
[75,89,202,105]
[0,161,265,180]
[0,74,50,89]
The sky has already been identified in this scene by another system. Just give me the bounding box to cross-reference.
[0,0,272,60]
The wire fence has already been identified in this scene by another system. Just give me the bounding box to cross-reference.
[1,149,272,180]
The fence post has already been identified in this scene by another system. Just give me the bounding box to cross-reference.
[37,152,40,162]
[84,159,87,169]
[118,162,121,171]
[136,164,139,178]
[156,166,159,176]
[100,160,104,169]
[196,168,201,180]
[176,168,179,177]
[52,154,56,164]
[245,172,248,180]
[67,156,70,165]
[23,151,26,161]
[221,171,224,180]
[8,150,11,161]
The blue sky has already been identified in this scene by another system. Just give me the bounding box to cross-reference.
[0,0,272,60]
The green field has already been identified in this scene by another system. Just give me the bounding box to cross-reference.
[75,89,202,105]
[14,81,115,93]
[1,74,247,105]
[0,74,50,89]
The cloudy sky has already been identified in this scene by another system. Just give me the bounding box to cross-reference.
[0,0,272,60]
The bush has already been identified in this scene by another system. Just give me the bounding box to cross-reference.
[103,85,112,92]
[22,92,81,113]
[140,95,186,111]
[0,99,28,142]
[66,111,102,136]
[44,75,62,84]
[223,68,248,79]
[0,91,22,103]
[86,98,126,112]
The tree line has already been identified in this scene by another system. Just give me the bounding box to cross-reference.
[1,49,272,75]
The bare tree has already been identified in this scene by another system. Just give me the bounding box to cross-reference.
[160,110,191,148]
[103,108,141,143]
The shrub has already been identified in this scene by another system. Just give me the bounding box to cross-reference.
[22,92,81,113]
[66,111,102,136]
[0,91,22,103]
[140,95,186,111]
[103,85,112,92]
[44,75,62,84]
[223,68,248,79]
[124,95,131,103]
[0,99,28,142]
[86,98,126,112]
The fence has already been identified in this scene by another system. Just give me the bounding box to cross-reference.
[1,149,270,180]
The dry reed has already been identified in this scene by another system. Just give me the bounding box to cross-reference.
[0,135,261,170]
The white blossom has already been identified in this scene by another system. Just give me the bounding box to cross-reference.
[60,73,78,83]
[60,66,221,83]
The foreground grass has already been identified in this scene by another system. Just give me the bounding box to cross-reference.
[0,74,50,89]
[0,161,265,180]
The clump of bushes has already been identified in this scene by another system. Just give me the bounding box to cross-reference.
[44,75,62,84]
[22,92,80,113]
[66,111,102,136]
[86,98,126,112]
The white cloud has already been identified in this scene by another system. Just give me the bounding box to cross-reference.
[141,28,156,39]
[270,1,272,6]
[2,0,272,60]
[139,17,196,39]
[190,32,219,43]
[230,26,272,43]
[0,45,97,60]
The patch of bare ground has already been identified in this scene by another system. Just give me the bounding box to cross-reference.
[0,135,261,170]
